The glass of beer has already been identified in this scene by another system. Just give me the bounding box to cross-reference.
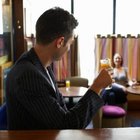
[100,58,113,90]
[65,80,70,91]
[66,80,70,87]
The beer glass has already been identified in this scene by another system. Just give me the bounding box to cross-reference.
[100,58,113,90]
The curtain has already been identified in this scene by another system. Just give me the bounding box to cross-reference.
[70,36,80,76]
[95,34,140,82]
[53,35,80,81]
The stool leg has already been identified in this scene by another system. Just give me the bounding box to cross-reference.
[92,108,102,128]
[122,116,126,127]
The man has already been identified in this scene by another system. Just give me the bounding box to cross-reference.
[6,7,112,130]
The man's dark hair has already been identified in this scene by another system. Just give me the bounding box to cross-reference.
[36,7,78,45]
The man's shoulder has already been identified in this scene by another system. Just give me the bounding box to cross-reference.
[8,57,36,79]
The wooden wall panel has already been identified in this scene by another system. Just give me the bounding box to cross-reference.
[12,0,25,61]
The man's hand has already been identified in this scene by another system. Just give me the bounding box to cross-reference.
[90,69,113,94]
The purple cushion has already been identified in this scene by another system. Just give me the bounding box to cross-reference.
[102,105,126,118]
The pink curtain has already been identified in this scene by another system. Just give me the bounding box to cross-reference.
[53,36,80,81]
[95,34,140,82]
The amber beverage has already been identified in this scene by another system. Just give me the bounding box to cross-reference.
[66,80,70,87]
[100,58,111,69]
[100,58,113,89]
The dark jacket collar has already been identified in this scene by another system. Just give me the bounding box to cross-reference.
[16,48,63,102]
[26,48,58,94]
[27,48,46,73]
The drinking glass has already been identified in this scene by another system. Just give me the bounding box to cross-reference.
[65,80,70,91]
[66,80,70,87]
[100,58,113,90]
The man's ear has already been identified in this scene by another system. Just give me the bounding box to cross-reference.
[56,37,64,48]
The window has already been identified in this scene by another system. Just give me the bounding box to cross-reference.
[116,0,140,35]
[0,0,3,34]
[23,0,71,36]
[74,0,113,84]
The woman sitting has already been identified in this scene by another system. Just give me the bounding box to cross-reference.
[101,53,129,105]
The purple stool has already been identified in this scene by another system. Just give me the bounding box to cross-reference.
[102,105,126,128]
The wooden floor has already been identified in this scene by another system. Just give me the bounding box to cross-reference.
[125,110,140,127]
[86,110,140,129]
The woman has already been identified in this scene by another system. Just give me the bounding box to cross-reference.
[101,53,128,105]
[113,53,129,87]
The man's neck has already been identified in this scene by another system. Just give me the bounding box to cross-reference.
[34,45,52,67]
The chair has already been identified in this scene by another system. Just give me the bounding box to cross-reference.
[98,86,128,128]
[0,102,7,130]
[64,76,89,108]
[102,105,126,128]
[101,100,128,128]
[65,76,89,88]
[0,61,13,104]
[92,102,127,128]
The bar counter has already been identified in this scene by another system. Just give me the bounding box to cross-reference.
[0,128,140,140]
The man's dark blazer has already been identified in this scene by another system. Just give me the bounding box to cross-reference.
[6,48,104,130]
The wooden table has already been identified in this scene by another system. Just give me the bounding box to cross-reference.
[59,86,88,97]
[126,86,140,95]
[59,86,88,105]
[1,128,140,140]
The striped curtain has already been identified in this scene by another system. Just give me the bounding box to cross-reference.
[53,36,80,81]
[95,34,140,82]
